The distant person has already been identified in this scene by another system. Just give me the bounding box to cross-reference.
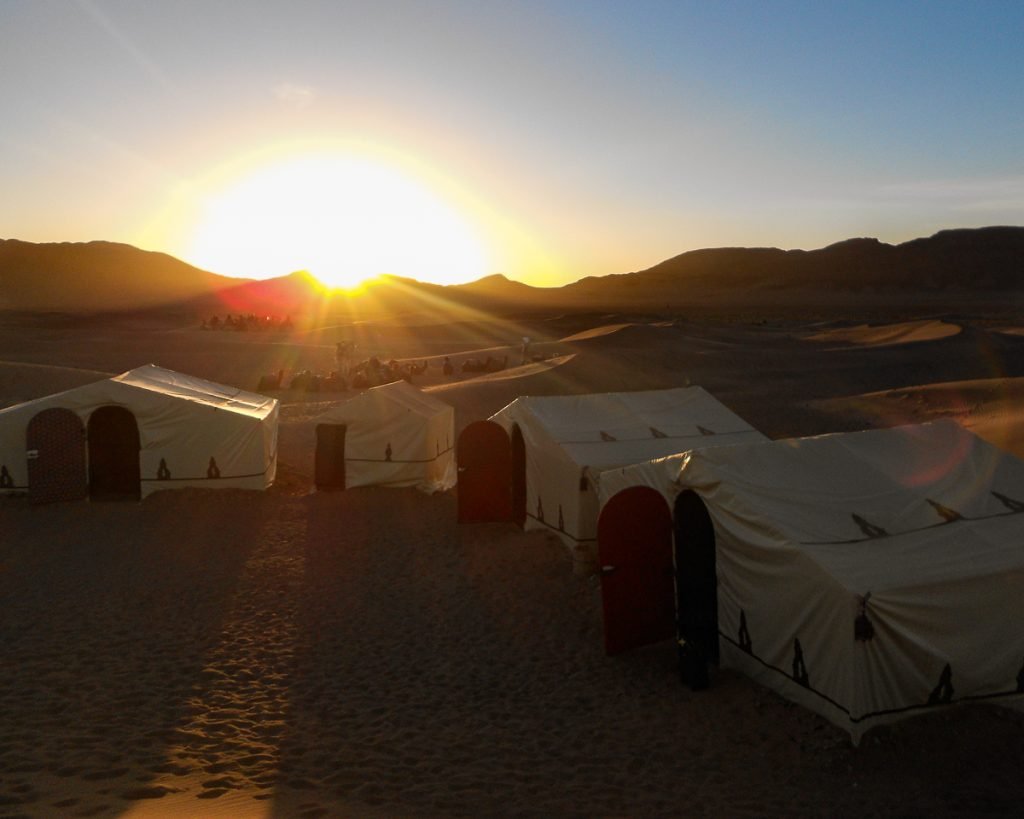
[442,356,453,376]
[521,336,531,364]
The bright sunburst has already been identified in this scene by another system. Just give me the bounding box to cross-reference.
[185,151,490,289]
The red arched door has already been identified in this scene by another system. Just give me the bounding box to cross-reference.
[457,421,511,523]
[88,406,141,501]
[26,407,87,504]
[597,486,674,655]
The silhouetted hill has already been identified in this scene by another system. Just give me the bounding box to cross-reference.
[0,239,240,311]
[2,227,1021,317]
[565,227,1024,304]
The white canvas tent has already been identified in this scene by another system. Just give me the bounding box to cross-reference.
[0,364,278,502]
[313,380,455,492]
[598,420,1024,742]
[488,386,766,568]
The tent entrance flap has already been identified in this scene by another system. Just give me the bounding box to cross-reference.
[675,490,718,689]
[457,421,511,523]
[597,486,674,655]
[315,424,347,490]
[88,406,141,501]
[26,407,87,504]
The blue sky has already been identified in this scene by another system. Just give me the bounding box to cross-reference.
[1,0,1021,286]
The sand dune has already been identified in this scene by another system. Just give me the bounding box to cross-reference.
[813,377,1024,460]
[806,319,961,347]
[3,308,1024,816]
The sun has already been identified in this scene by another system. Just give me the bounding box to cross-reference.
[183,150,491,289]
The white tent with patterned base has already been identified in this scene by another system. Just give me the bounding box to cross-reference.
[313,380,455,493]
[597,420,1024,742]
[0,364,278,502]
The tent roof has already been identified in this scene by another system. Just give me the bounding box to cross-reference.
[648,419,1024,591]
[0,364,276,420]
[113,364,277,419]
[495,386,765,469]
[317,379,452,423]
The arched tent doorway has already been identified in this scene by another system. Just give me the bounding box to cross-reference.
[88,406,141,501]
[26,407,87,504]
[596,486,674,655]
[457,421,511,523]
[315,423,347,490]
[510,423,527,528]
[674,489,718,689]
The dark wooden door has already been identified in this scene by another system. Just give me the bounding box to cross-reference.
[597,486,674,655]
[457,421,511,523]
[315,424,347,490]
[88,406,141,501]
[510,424,527,528]
[674,490,718,689]
[26,407,87,504]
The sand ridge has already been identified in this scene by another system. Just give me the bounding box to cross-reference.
[805,319,961,347]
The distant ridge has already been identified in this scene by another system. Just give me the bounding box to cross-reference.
[1,227,1021,315]
[0,239,240,311]
[565,226,1024,301]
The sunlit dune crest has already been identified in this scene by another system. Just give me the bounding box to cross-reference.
[806,319,961,347]
[184,153,491,290]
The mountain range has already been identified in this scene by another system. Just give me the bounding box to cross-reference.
[1,226,1021,317]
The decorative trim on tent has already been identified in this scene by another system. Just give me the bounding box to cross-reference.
[599,431,617,441]
[207,457,221,479]
[524,510,597,544]
[697,425,715,436]
[0,465,12,489]
[927,664,955,705]
[737,610,753,653]
[801,503,1024,546]
[720,629,1023,726]
[993,491,1024,512]
[852,514,887,538]
[791,638,810,688]
[927,499,963,523]
[854,593,875,642]
[345,444,454,466]
[650,426,668,438]
[157,458,171,480]
[555,428,758,445]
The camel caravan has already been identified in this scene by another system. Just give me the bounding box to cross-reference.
[4,365,1024,745]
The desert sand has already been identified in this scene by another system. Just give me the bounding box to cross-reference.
[2,307,1024,818]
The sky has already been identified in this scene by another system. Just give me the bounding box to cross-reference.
[1,0,1022,289]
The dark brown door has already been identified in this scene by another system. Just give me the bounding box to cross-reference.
[26,407,87,504]
[597,486,674,655]
[88,406,141,501]
[510,424,527,528]
[457,421,511,523]
[674,490,718,689]
[315,424,347,490]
